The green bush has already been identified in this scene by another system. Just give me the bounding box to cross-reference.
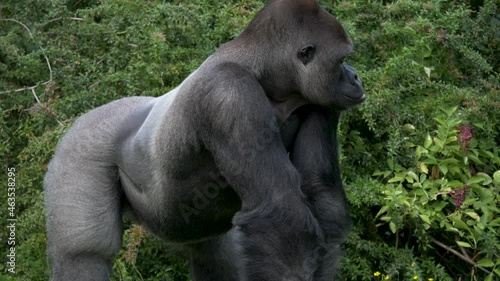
[374,107,499,281]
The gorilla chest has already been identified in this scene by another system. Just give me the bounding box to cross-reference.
[278,111,302,151]
[269,96,310,151]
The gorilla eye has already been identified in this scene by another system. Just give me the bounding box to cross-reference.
[298,45,315,65]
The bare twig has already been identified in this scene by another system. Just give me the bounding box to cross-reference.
[31,88,41,104]
[0,81,51,95]
[430,237,491,275]
[460,245,473,261]
[0,18,53,93]
[0,18,33,36]
[41,17,84,26]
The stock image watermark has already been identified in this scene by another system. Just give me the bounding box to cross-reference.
[6,167,17,274]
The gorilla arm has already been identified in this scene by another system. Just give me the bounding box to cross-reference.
[290,107,351,280]
[194,63,323,280]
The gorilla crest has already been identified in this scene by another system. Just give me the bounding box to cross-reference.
[44,0,365,280]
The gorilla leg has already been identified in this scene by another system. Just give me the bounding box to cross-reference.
[45,158,123,281]
[188,231,240,281]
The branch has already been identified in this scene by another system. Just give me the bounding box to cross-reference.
[0,18,53,90]
[0,81,51,95]
[430,237,491,275]
[31,88,41,104]
[0,18,33,37]
[41,17,85,26]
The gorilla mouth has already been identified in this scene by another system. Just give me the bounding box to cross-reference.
[345,93,366,103]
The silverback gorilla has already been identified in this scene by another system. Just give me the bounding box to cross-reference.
[44,0,365,280]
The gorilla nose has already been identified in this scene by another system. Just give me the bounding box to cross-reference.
[344,64,361,84]
[351,71,362,86]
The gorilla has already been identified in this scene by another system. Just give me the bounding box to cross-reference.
[44,0,365,280]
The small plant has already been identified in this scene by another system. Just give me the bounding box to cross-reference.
[374,107,500,281]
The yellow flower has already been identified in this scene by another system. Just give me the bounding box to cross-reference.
[374,272,381,277]
[428,279,434,281]
[413,276,418,280]
[384,276,390,280]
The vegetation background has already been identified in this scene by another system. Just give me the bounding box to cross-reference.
[0,0,498,280]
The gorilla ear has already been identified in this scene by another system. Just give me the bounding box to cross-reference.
[298,45,315,65]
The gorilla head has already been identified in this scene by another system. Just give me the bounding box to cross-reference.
[233,0,365,109]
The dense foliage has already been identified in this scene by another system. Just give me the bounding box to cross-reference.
[1,0,498,280]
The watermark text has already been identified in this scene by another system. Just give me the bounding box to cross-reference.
[6,167,17,274]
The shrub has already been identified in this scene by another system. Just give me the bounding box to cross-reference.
[374,107,499,281]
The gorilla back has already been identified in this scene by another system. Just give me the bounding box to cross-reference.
[44,0,365,280]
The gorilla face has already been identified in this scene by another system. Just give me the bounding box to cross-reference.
[294,8,366,109]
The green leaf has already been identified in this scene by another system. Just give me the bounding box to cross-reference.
[456,241,472,248]
[388,173,406,183]
[407,171,418,181]
[420,163,428,174]
[375,206,389,218]
[387,158,394,170]
[467,176,484,185]
[419,214,431,224]
[433,137,443,148]
[448,180,465,188]
[424,66,432,78]
[439,164,448,175]
[468,153,484,165]
[448,119,461,128]
[434,117,446,126]
[444,106,458,117]
[493,170,500,184]
[476,172,492,185]
[441,158,459,165]
[429,144,441,152]
[419,173,427,182]
[476,259,494,267]
[494,268,500,277]
[416,146,428,159]
[494,268,500,276]
[452,217,468,229]
[445,136,458,144]
[389,221,397,233]
[379,216,392,222]
[423,155,438,165]
[465,211,480,222]
[450,166,462,175]
[432,201,447,211]
[424,134,432,148]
